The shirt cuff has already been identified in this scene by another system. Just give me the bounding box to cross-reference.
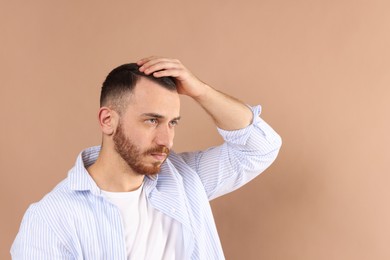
[217,105,279,146]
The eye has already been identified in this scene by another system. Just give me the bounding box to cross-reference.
[146,118,158,125]
[169,120,179,127]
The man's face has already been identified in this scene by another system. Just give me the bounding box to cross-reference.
[113,77,180,176]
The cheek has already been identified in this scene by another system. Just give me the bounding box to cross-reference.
[128,129,154,149]
[121,119,156,148]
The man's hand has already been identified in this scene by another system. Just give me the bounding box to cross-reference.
[137,56,207,98]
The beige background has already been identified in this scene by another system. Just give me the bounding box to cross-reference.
[1,0,390,259]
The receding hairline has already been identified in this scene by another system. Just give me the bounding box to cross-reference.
[101,76,178,115]
[100,62,177,114]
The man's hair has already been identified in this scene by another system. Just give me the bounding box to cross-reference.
[100,63,177,114]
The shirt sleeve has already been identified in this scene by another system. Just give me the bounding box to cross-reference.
[178,105,282,200]
[11,204,73,260]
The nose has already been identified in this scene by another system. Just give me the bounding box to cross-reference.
[154,125,174,149]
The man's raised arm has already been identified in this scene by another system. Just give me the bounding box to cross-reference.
[138,56,282,200]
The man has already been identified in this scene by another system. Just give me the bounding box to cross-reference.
[11,57,282,259]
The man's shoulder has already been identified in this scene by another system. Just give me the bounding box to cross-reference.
[31,177,90,220]
[162,151,203,184]
[167,150,199,166]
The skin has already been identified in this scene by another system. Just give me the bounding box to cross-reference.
[88,57,253,192]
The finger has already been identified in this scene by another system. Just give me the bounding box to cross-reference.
[142,60,183,75]
[143,62,180,75]
[139,57,181,72]
[141,58,178,70]
[137,56,175,68]
[139,58,168,72]
[152,68,183,78]
[136,56,161,66]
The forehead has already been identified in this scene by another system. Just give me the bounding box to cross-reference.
[123,77,180,118]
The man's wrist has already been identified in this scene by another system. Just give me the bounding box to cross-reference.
[192,83,213,102]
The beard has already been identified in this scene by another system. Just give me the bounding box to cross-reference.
[113,121,170,176]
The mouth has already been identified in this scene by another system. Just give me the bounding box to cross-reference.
[150,153,167,161]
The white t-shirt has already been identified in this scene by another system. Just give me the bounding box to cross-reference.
[101,183,184,260]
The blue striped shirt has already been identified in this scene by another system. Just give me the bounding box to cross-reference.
[11,105,282,259]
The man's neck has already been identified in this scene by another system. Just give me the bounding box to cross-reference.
[87,145,144,192]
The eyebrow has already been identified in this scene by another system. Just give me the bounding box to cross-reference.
[141,113,181,121]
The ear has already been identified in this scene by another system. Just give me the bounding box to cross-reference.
[98,107,119,136]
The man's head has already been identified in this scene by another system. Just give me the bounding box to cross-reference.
[98,63,181,176]
[100,63,177,115]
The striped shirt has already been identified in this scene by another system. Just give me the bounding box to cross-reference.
[11,105,282,260]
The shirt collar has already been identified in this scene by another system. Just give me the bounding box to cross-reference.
[68,146,101,195]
